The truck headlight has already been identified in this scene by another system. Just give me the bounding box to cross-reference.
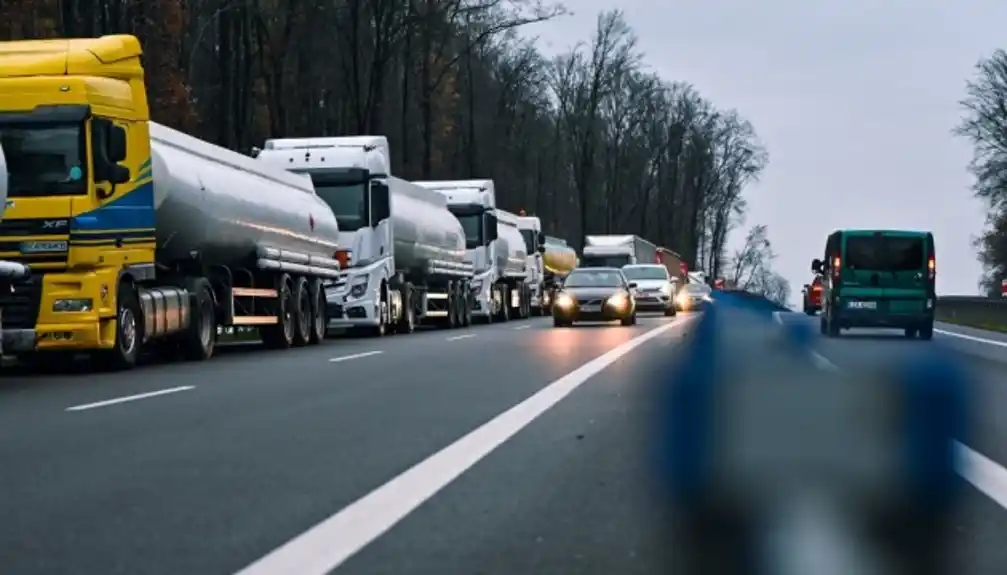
[53,298,93,312]
[349,277,369,298]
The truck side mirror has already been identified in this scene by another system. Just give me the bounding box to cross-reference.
[370,181,391,225]
[537,233,546,247]
[485,213,499,242]
[811,258,822,273]
[91,119,131,193]
[537,244,546,253]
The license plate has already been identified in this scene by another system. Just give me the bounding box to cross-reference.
[847,301,877,310]
[581,304,601,312]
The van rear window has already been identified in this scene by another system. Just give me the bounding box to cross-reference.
[845,236,924,271]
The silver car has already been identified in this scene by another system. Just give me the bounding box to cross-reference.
[622,264,676,316]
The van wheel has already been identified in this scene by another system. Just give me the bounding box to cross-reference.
[95,282,142,371]
[181,278,216,361]
[827,318,840,338]
[918,322,934,341]
[904,327,918,339]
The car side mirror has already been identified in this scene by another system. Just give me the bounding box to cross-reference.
[628,282,638,289]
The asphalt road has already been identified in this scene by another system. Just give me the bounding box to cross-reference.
[774,313,1007,575]
[4,309,1007,574]
[0,312,696,575]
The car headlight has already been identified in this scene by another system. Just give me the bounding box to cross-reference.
[661,284,673,296]
[555,293,575,309]
[607,293,629,309]
[349,277,369,298]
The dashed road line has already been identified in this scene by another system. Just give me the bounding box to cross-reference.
[445,334,476,341]
[65,386,195,412]
[329,351,384,363]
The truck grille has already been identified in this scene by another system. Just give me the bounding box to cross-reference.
[0,274,44,329]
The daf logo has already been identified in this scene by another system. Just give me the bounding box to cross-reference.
[42,219,68,229]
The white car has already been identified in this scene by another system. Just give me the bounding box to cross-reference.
[621,264,676,316]
[676,282,711,311]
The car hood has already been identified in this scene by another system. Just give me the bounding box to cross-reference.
[562,287,625,299]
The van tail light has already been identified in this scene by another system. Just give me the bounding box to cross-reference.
[832,256,841,280]
[335,249,352,269]
[928,255,935,281]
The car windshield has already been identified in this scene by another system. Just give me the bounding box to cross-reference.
[845,235,924,271]
[564,270,624,288]
[0,123,87,197]
[622,266,668,281]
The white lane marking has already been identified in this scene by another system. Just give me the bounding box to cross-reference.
[235,315,692,575]
[329,351,383,363]
[65,386,195,412]
[513,325,530,330]
[445,334,475,341]
[934,329,1007,348]
[782,317,1007,511]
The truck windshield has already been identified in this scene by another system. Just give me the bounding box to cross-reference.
[520,229,535,253]
[0,123,87,197]
[456,214,482,249]
[845,235,924,271]
[313,181,368,232]
[581,254,630,268]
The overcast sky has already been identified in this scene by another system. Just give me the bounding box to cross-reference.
[527,0,1004,298]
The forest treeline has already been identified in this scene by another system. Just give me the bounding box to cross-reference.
[958,50,1007,294]
[1,0,769,280]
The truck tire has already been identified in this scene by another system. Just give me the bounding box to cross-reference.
[460,282,472,327]
[497,285,510,322]
[180,278,216,361]
[445,282,459,329]
[309,279,327,344]
[396,283,416,334]
[292,276,312,346]
[95,281,142,371]
[262,274,295,349]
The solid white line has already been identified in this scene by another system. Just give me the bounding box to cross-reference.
[445,334,476,341]
[512,325,530,330]
[328,351,383,363]
[782,318,1007,511]
[65,386,195,412]
[934,328,1007,348]
[235,315,691,575]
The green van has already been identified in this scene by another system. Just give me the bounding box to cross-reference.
[811,230,936,339]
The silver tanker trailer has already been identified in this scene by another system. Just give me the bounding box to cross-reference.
[254,135,474,336]
[0,121,343,370]
[412,180,530,322]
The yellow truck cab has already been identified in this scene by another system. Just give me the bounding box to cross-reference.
[0,35,343,369]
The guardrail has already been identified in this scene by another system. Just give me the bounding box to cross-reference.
[937,296,1007,331]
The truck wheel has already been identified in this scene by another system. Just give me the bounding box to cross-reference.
[309,279,327,344]
[446,282,459,329]
[262,274,295,349]
[396,284,416,334]
[499,286,511,322]
[292,276,312,346]
[96,281,142,371]
[460,283,472,327]
[180,278,216,361]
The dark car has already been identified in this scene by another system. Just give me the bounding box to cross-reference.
[552,267,637,327]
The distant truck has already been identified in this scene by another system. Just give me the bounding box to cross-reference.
[413,180,530,322]
[515,213,577,315]
[656,247,687,285]
[255,136,474,336]
[581,235,658,268]
[0,34,344,370]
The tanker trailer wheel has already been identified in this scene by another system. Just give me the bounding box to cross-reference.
[180,278,216,361]
[499,285,511,322]
[460,282,472,327]
[446,282,460,329]
[396,283,416,334]
[292,276,313,346]
[262,274,295,349]
[308,279,327,344]
[95,282,142,371]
